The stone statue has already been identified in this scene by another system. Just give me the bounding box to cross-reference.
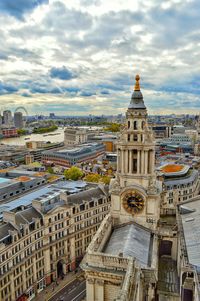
[148,176,157,194]
[109,175,120,193]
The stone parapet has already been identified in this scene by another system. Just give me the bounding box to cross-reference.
[87,213,112,253]
[84,252,131,271]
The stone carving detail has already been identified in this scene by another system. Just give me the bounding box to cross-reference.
[87,278,95,284]
[110,175,120,193]
[147,176,157,194]
[96,279,104,285]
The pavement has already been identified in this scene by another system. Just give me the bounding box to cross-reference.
[33,271,85,301]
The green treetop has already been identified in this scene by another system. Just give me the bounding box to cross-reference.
[64,166,84,181]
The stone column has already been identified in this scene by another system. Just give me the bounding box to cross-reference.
[124,150,127,173]
[131,150,133,174]
[137,150,140,174]
[151,150,155,174]
[148,151,151,174]
[126,150,129,173]
[141,150,144,174]
[121,150,124,173]
[129,150,132,173]
[145,151,148,174]
[87,278,95,301]
[117,149,120,172]
[96,279,104,301]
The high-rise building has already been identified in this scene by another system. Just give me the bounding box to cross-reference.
[3,110,13,127]
[14,111,23,129]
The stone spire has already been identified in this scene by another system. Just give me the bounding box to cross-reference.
[128,74,146,110]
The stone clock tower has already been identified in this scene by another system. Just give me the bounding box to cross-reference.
[110,75,161,229]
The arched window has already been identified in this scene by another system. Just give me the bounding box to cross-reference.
[142,121,145,129]
[128,121,130,129]
[134,121,137,130]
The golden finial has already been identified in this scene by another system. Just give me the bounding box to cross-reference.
[134,74,140,91]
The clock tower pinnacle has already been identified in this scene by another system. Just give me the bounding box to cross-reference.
[117,75,155,189]
[110,75,160,227]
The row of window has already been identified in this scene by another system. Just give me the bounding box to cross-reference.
[165,180,197,190]
[0,223,101,300]
[127,120,145,130]
[1,181,45,200]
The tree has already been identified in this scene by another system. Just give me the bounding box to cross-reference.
[17,129,28,136]
[84,173,111,184]
[101,176,111,185]
[64,166,84,181]
[47,166,54,174]
[84,173,101,183]
[104,123,121,132]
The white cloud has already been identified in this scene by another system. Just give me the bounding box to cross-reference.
[0,0,200,115]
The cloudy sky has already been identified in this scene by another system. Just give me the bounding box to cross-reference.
[0,0,199,116]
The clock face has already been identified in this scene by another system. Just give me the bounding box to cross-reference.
[122,190,144,214]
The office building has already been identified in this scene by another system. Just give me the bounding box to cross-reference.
[0,181,110,301]
[3,110,13,127]
[42,143,105,167]
[14,112,23,129]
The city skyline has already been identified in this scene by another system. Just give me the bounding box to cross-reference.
[0,0,200,115]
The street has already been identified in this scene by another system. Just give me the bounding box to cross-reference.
[48,278,86,301]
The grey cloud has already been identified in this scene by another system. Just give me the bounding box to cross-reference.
[80,0,101,6]
[0,0,49,20]
[49,66,77,80]
[0,0,200,115]
[43,1,92,32]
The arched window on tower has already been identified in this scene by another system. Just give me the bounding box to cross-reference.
[134,121,137,130]
[128,121,130,129]
[142,121,145,129]
[133,150,137,173]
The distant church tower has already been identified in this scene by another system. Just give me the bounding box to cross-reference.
[110,75,161,228]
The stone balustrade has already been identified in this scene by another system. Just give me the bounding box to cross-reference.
[84,252,131,271]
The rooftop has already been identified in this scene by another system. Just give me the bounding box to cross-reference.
[180,197,200,270]
[0,180,99,218]
[103,223,153,268]
[161,164,184,173]
[159,164,189,177]
[163,169,198,186]
[43,143,105,158]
